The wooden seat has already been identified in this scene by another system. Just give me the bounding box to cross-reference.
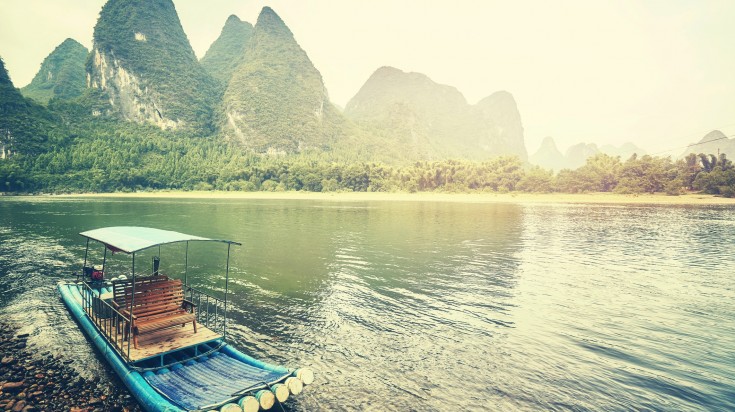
[112,276,197,349]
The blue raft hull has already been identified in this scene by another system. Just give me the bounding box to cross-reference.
[57,282,297,412]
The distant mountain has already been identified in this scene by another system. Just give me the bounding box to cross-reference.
[88,0,218,131]
[345,66,469,158]
[221,7,344,153]
[681,130,735,159]
[530,136,565,171]
[530,139,646,170]
[21,38,88,105]
[200,15,253,86]
[345,66,527,160]
[0,57,53,156]
[474,91,527,161]
[565,143,600,169]
[600,142,645,160]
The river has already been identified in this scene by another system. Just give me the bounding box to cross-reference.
[0,196,733,411]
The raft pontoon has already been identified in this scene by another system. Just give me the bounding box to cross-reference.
[57,226,313,412]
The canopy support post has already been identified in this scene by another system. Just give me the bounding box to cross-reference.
[102,246,107,275]
[127,252,136,359]
[184,241,189,287]
[82,238,89,270]
[224,243,231,340]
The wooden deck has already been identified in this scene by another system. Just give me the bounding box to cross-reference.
[87,309,221,362]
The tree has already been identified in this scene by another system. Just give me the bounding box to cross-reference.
[615,155,674,194]
[517,166,554,192]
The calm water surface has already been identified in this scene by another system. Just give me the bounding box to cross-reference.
[0,197,733,411]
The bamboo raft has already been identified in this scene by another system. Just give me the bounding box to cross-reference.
[58,227,314,412]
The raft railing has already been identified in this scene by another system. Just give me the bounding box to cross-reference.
[79,282,134,361]
[184,285,228,338]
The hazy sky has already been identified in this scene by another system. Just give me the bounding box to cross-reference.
[1,0,734,154]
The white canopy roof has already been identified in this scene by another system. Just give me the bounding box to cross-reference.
[79,226,239,254]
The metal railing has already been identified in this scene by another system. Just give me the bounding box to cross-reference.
[184,285,228,337]
[79,282,133,361]
[78,281,229,363]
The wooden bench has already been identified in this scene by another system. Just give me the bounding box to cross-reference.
[111,276,197,349]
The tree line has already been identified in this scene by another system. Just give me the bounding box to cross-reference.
[0,102,733,196]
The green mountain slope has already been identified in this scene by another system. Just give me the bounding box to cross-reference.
[0,57,53,156]
[88,0,218,132]
[201,15,253,85]
[345,66,472,159]
[21,38,88,105]
[221,7,344,153]
[345,66,528,161]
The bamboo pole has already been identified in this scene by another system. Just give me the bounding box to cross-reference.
[295,368,314,385]
[271,383,289,403]
[237,396,259,412]
[218,403,241,412]
[285,377,303,395]
[255,389,274,410]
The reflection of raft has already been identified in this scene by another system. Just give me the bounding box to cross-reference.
[58,226,313,411]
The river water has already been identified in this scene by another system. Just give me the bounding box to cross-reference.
[0,196,733,411]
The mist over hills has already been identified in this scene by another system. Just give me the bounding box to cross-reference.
[529,137,565,171]
[345,66,527,161]
[4,0,533,163]
[4,0,726,172]
[1,1,734,196]
[530,136,646,171]
[681,130,735,160]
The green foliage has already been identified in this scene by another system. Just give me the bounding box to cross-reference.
[615,154,675,194]
[0,57,56,156]
[91,0,219,132]
[517,166,554,192]
[555,154,622,193]
[3,97,735,199]
[200,15,253,85]
[692,153,735,195]
[21,39,88,105]
[221,7,343,153]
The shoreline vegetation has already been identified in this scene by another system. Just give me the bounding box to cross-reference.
[18,190,735,205]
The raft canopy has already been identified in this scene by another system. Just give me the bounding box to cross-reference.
[79,226,241,254]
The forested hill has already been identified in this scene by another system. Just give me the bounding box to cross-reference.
[88,0,219,132]
[221,7,344,154]
[1,1,733,197]
[200,15,253,86]
[21,38,88,105]
[0,57,54,157]
[3,1,533,162]
[345,67,528,161]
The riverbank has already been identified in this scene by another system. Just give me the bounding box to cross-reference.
[40,191,735,205]
[0,321,140,412]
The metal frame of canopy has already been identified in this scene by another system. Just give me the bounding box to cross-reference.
[78,226,241,361]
